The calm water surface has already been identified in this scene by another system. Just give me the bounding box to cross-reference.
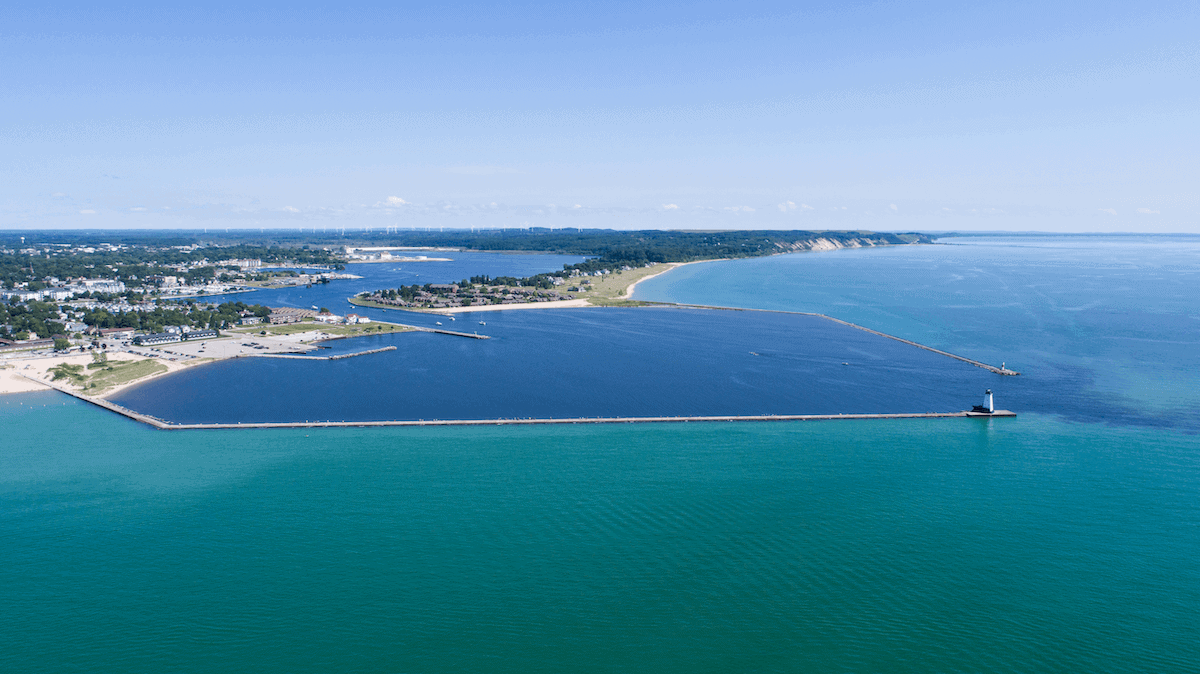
[3,235,1199,672]
[2,397,1197,673]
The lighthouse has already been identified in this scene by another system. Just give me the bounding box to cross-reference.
[970,389,997,414]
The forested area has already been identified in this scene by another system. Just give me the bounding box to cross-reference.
[0,244,339,288]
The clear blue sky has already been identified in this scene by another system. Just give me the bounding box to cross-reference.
[2,1,1196,231]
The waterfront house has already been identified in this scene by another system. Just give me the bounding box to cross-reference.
[133,332,182,346]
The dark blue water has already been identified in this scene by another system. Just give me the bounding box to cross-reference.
[113,307,1003,423]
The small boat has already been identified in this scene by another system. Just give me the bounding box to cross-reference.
[479,321,486,326]
[435,321,442,325]
[448,316,455,321]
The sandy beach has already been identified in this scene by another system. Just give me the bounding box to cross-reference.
[0,352,193,398]
[0,322,415,399]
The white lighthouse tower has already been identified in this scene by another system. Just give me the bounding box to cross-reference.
[984,389,994,413]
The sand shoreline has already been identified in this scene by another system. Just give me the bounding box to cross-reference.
[0,245,936,402]
[0,322,417,399]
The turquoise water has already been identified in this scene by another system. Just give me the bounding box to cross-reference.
[4,235,1200,672]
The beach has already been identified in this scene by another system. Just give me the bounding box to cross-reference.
[0,321,416,399]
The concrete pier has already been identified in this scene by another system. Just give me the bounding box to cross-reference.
[247,346,398,360]
[25,375,1015,431]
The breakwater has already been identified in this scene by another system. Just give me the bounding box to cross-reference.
[24,375,1015,430]
[416,326,490,339]
[667,303,1019,375]
[248,346,397,361]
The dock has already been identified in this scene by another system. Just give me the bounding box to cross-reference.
[247,346,398,360]
[24,375,1014,431]
[416,326,490,339]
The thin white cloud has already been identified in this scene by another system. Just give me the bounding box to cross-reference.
[942,207,952,212]
[725,206,755,213]
[130,207,148,212]
[385,196,408,206]
[79,209,96,215]
[800,203,814,210]
[572,204,582,209]
[1098,208,1117,216]
[445,166,519,175]
[1136,207,1160,214]
[51,192,67,199]
[778,200,797,212]
[662,204,679,210]
[283,206,300,213]
[889,204,898,211]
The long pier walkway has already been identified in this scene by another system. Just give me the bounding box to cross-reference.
[248,346,397,361]
[24,374,1014,431]
[668,303,1019,375]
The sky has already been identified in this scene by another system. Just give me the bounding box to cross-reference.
[2,1,1197,232]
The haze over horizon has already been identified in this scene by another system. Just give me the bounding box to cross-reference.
[3,1,1197,233]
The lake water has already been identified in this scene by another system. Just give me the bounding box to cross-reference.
[3,237,1198,673]
[636,235,1200,431]
[111,307,1003,423]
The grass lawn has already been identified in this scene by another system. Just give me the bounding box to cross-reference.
[229,321,412,339]
[229,321,321,336]
[81,359,169,394]
[569,264,674,306]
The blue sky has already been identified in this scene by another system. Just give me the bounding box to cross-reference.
[2,1,1197,231]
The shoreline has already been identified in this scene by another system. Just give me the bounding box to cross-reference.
[625,260,724,299]
[4,242,979,410]
[0,320,420,399]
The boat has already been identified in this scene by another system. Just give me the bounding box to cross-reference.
[479,321,486,325]
[435,321,442,325]
[448,316,455,321]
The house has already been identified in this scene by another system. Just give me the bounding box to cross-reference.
[345,313,370,324]
[313,314,342,324]
[97,327,136,340]
[182,328,218,340]
[239,316,263,325]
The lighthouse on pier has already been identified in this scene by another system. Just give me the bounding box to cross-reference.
[971,389,996,414]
